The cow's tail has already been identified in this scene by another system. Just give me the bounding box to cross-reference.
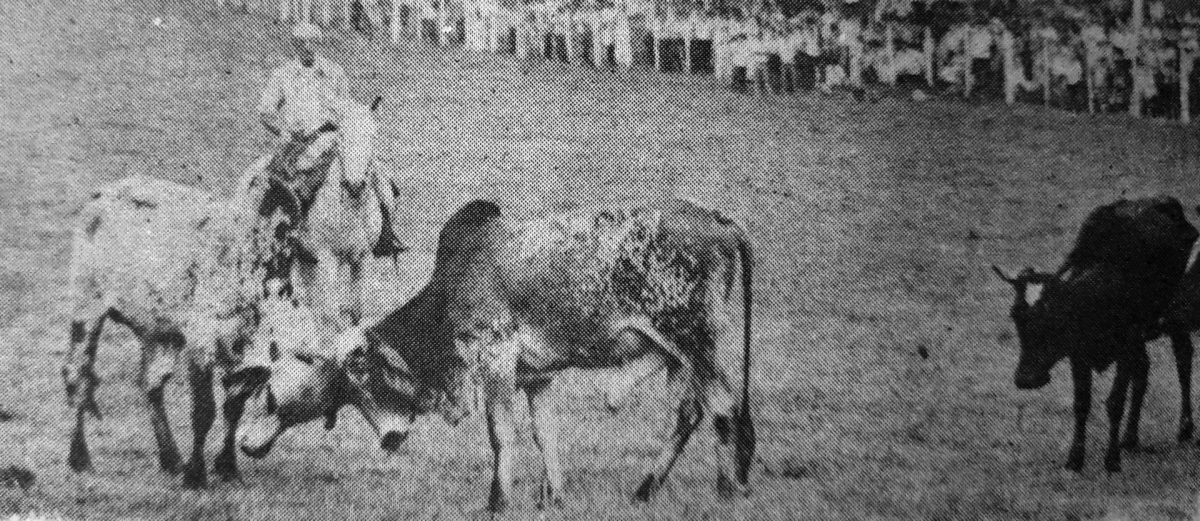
[734,232,755,485]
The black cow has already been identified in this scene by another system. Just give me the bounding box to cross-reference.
[994,196,1198,472]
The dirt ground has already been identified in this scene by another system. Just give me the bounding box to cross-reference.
[4,0,1200,519]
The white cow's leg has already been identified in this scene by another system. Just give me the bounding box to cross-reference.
[65,313,107,472]
[213,378,248,482]
[708,265,753,490]
[634,393,703,502]
[610,318,706,501]
[485,390,518,512]
[140,340,182,475]
[182,363,216,490]
[526,381,563,509]
[603,354,663,412]
[707,374,745,498]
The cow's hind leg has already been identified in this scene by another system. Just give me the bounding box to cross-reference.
[141,341,182,474]
[1121,346,1151,450]
[634,396,703,502]
[182,364,216,489]
[707,376,749,498]
[526,381,563,509]
[485,390,518,513]
[1169,329,1194,441]
[65,314,108,472]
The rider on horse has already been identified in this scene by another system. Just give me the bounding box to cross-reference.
[255,23,406,301]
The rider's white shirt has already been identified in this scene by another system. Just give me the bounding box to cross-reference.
[258,56,350,136]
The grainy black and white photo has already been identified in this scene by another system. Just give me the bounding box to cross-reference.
[3,0,1200,518]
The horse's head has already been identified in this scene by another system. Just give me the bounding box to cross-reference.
[295,97,382,194]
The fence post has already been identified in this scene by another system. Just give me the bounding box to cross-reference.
[1082,25,1102,114]
[923,26,933,87]
[1041,30,1050,107]
[592,10,605,67]
[1085,53,1095,114]
[516,9,529,59]
[1129,0,1144,118]
[564,15,575,64]
[651,15,661,71]
[963,26,975,98]
[883,23,896,86]
[436,0,446,46]
[391,0,402,43]
[685,16,694,74]
[1183,45,1194,124]
[846,18,862,87]
[1002,28,1016,104]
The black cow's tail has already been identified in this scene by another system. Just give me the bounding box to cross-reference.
[734,233,755,486]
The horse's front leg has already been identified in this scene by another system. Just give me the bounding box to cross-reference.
[310,249,348,330]
[486,388,518,513]
[526,380,563,509]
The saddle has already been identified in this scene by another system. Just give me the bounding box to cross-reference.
[258,124,338,222]
[256,123,409,267]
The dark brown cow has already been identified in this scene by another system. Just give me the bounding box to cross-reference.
[994,196,1198,472]
[237,198,755,511]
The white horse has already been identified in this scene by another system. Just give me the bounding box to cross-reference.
[257,96,404,331]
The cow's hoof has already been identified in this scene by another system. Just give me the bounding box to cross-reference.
[633,474,659,502]
[716,474,747,500]
[487,483,507,513]
[68,437,92,473]
[486,496,507,514]
[213,455,240,483]
[535,483,563,510]
[181,463,208,490]
[67,449,92,473]
[1064,447,1085,473]
[213,466,241,484]
[1104,453,1121,474]
[1182,422,1195,442]
[159,451,182,475]
[67,458,92,473]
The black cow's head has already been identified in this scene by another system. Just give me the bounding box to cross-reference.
[329,327,471,452]
[993,265,1065,390]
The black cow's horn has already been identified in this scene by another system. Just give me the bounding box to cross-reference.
[991,265,1018,284]
[370,96,383,112]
